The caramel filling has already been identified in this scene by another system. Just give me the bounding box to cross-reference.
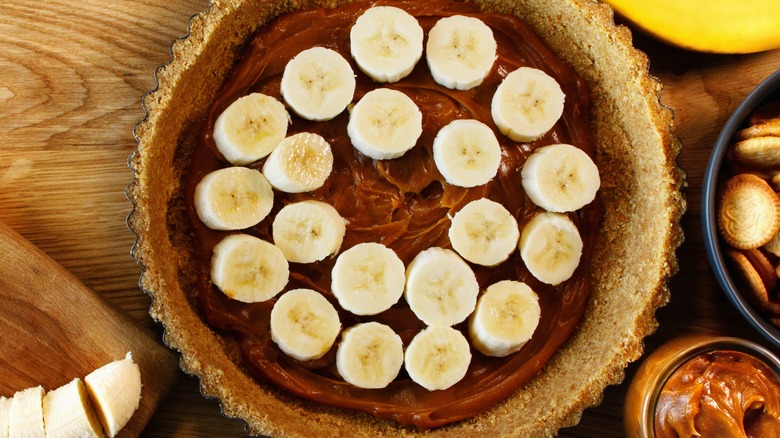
[184,0,598,429]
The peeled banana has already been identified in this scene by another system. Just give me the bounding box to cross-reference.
[2,353,142,438]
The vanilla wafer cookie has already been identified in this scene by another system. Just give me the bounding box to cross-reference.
[743,248,778,292]
[736,119,780,141]
[727,250,774,312]
[764,229,780,257]
[732,136,780,167]
[718,173,780,249]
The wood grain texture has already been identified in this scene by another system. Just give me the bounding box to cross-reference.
[0,220,178,437]
[0,0,779,436]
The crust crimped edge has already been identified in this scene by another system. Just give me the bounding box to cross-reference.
[127,0,685,436]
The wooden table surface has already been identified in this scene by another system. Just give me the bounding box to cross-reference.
[1,1,779,436]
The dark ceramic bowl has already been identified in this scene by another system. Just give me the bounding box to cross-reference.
[702,69,780,349]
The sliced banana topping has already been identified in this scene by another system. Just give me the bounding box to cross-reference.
[270,288,342,361]
[347,88,423,160]
[193,166,274,231]
[426,15,497,90]
[43,378,104,438]
[350,6,424,83]
[280,47,356,121]
[469,280,540,357]
[336,322,404,389]
[491,66,565,142]
[331,242,406,316]
[521,143,600,213]
[211,233,290,303]
[449,198,520,266]
[212,92,290,165]
[8,386,45,437]
[272,200,347,264]
[404,325,472,391]
[262,132,334,193]
[404,247,479,326]
[433,119,502,188]
[84,352,142,438]
[519,212,583,286]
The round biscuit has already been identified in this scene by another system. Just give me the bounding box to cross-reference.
[736,119,780,141]
[732,136,780,167]
[743,248,777,291]
[718,173,780,249]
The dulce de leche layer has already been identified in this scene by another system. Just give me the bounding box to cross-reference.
[183,0,598,429]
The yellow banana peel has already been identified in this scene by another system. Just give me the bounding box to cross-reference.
[603,0,780,54]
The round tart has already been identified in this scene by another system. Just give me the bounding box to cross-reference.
[128,0,685,435]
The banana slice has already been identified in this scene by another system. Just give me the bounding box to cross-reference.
[280,47,356,121]
[262,132,334,193]
[336,322,404,389]
[404,247,479,326]
[270,288,342,361]
[519,212,583,286]
[43,378,104,438]
[211,233,289,303]
[346,88,423,160]
[193,166,274,231]
[432,119,502,188]
[404,325,472,391]
[448,198,520,266]
[350,6,424,83]
[331,242,406,316]
[272,200,347,264]
[521,143,600,213]
[84,353,141,438]
[425,15,497,90]
[491,67,565,142]
[468,280,540,357]
[0,396,10,437]
[212,92,290,165]
[8,386,45,438]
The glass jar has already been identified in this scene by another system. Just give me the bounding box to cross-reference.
[624,334,780,437]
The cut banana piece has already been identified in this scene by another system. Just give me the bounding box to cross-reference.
[433,119,502,188]
[491,67,565,142]
[425,15,497,90]
[519,212,583,286]
[43,378,104,438]
[262,132,334,193]
[270,288,342,361]
[448,198,520,266]
[272,200,347,264]
[346,88,423,160]
[469,280,540,357]
[336,322,404,389]
[404,325,472,391]
[521,143,600,213]
[0,396,10,437]
[8,386,44,438]
[280,47,356,121]
[212,92,290,165]
[331,242,406,316]
[84,353,142,438]
[350,6,424,83]
[194,166,274,231]
[404,247,479,327]
[211,233,289,303]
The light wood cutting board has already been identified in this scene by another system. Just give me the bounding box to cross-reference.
[0,220,178,437]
